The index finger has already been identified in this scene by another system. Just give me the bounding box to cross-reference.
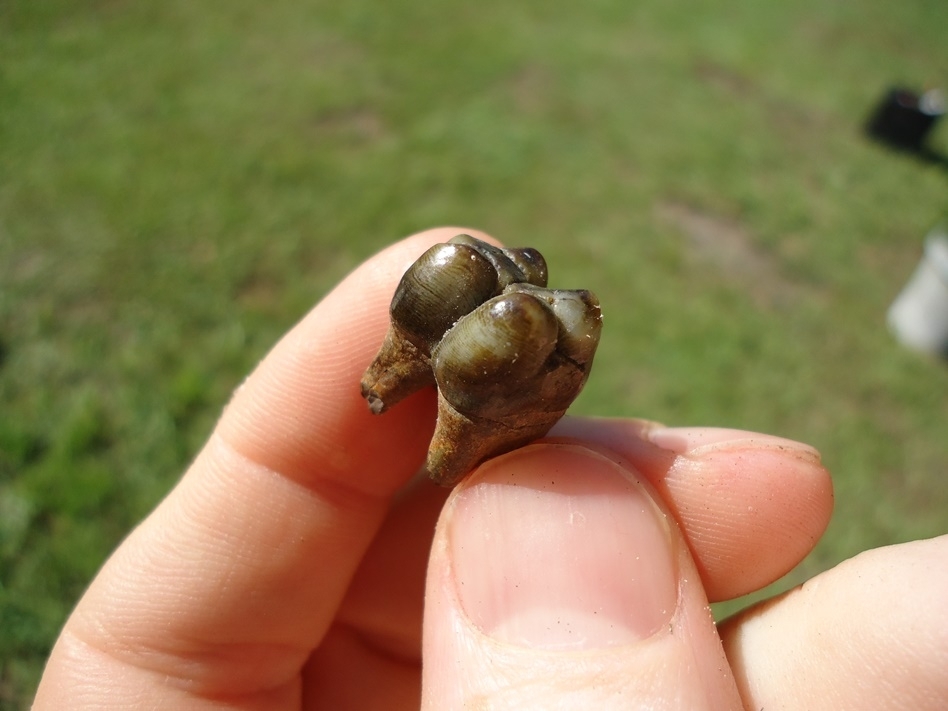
[217,228,452,493]
[36,227,483,706]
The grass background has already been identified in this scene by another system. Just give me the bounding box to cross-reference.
[2,0,947,705]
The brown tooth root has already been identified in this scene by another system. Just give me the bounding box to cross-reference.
[424,392,566,487]
[359,326,433,413]
[360,234,602,486]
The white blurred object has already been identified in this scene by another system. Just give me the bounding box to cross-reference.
[888,227,948,356]
[918,88,946,117]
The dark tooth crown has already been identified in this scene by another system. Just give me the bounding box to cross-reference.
[360,235,602,486]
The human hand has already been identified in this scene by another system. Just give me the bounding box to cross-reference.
[33,228,948,709]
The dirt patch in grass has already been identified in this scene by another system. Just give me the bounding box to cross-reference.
[656,200,801,308]
[693,58,834,141]
[312,107,388,144]
[507,63,556,115]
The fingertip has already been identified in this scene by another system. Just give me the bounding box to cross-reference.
[422,442,743,710]
[721,536,948,711]
[646,427,823,464]
[549,419,834,601]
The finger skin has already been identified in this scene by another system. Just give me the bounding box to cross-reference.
[421,444,744,710]
[301,476,449,711]
[554,418,834,600]
[33,227,485,709]
[720,535,948,711]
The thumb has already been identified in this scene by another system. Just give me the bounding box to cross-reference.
[421,443,743,710]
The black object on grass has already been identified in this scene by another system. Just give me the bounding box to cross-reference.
[866,87,945,152]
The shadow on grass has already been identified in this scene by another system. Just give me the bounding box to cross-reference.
[866,139,948,179]
[915,147,948,175]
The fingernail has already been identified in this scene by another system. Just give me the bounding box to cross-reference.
[647,427,822,463]
[448,444,677,650]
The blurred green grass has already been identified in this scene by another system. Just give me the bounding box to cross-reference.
[2,0,947,704]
